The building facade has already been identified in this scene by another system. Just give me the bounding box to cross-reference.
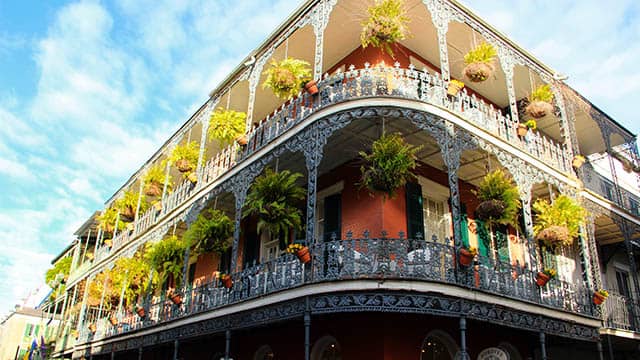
[42,0,640,359]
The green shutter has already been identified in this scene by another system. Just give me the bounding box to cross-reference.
[405,182,424,239]
[34,325,40,336]
[475,220,491,258]
[323,193,341,241]
[460,203,469,247]
[23,324,32,337]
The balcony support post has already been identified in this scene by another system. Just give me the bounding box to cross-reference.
[554,87,579,161]
[138,347,142,360]
[304,297,311,360]
[161,148,174,212]
[311,0,336,81]
[584,216,603,291]
[134,180,143,226]
[302,128,323,245]
[519,186,539,274]
[615,217,640,329]
[225,329,231,360]
[111,351,115,360]
[539,332,547,360]
[439,129,463,248]
[173,340,179,360]
[596,339,604,360]
[497,50,519,124]
[423,0,455,82]
[77,274,93,335]
[459,316,468,359]
[196,102,214,184]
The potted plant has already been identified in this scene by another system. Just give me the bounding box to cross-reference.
[262,58,313,99]
[359,133,422,199]
[473,170,521,227]
[517,119,537,137]
[71,329,79,339]
[286,243,311,264]
[111,251,153,313]
[115,190,148,223]
[217,272,233,289]
[463,42,497,82]
[360,0,410,57]
[143,165,171,197]
[146,235,186,291]
[533,194,587,247]
[208,108,248,146]
[525,84,554,118]
[458,246,478,266]
[447,80,465,96]
[244,168,306,248]
[103,239,113,248]
[109,314,118,326]
[134,304,146,318]
[169,141,199,173]
[535,268,556,286]
[184,209,233,257]
[88,323,97,333]
[572,154,586,169]
[98,207,125,235]
[593,289,609,305]
[168,290,183,306]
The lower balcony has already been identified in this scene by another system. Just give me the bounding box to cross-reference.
[77,234,599,344]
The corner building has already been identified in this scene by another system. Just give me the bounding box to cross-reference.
[44,0,640,359]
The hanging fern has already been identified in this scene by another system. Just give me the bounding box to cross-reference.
[473,169,521,227]
[262,58,312,99]
[533,195,587,247]
[360,0,410,57]
[169,141,200,173]
[244,168,306,242]
[111,251,153,307]
[146,235,187,289]
[208,108,247,145]
[359,133,421,198]
[184,209,234,255]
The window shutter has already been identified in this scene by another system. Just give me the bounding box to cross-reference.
[24,324,32,337]
[460,203,469,247]
[243,228,259,268]
[405,182,424,239]
[323,193,341,241]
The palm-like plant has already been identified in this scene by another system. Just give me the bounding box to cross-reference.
[244,168,306,243]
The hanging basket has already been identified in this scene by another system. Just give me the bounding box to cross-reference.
[476,199,506,221]
[120,206,135,223]
[593,292,607,305]
[135,306,146,318]
[458,248,475,266]
[535,225,571,246]
[169,293,183,305]
[145,181,163,197]
[517,123,529,137]
[535,272,550,287]
[525,101,553,118]
[175,159,194,173]
[304,80,319,95]
[296,246,311,264]
[463,62,494,83]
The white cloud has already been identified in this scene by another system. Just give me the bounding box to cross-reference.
[0,157,31,179]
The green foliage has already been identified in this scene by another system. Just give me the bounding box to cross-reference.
[530,84,553,103]
[145,235,187,289]
[524,119,537,130]
[115,190,149,219]
[208,108,247,145]
[464,42,497,65]
[474,169,521,227]
[98,207,126,233]
[360,0,410,57]
[533,195,587,242]
[244,168,306,242]
[359,133,422,198]
[169,141,199,167]
[111,252,153,308]
[262,58,312,99]
[45,256,72,285]
[87,270,120,311]
[143,165,172,191]
[184,209,233,255]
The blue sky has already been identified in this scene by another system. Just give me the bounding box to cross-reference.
[0,0,638,315]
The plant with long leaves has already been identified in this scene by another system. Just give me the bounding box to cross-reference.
[115,190,148,222]
[169,141,200,173]
[184,209,233,256]
[359,133,422,198]
[98,207,126,234]
[244,168,306,243]
[208,108,247,145]
[111,251,153,308]
[360,0,410,57]
[533,194,587,247]
[473,169,521,227]
[262,58,312,99]
[145,235,187,290]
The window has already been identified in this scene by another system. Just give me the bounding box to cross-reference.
[260,231,280,263]
[418,178,451,243]
[311,336,342,360]
[315,182,343,242]
[616,269,631,298]
[420,331,458,360]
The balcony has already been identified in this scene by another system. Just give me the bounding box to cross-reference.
[582,163,640,216]
[87,64,572,269]
[76,233,598,343]
[603,291,640,332]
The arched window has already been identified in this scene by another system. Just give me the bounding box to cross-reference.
[254,345,274,360]
[311,335,342,360]
[420,330,458,360]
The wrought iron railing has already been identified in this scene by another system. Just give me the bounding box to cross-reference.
[603,291,639,331]
[76,234,597,344]
[582,163,640,216]
[88,65,572,267]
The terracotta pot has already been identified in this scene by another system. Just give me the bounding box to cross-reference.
[535,272,550,287]
[170,293,183,305]
[88,323,96,333]
[221,276,233,289]
[296,246,311,264]
[463,62,494,82]
[572,156,585,169]
[526,101,554,118]
[593,292,606,305]
[517,123,529,137]
[109,315,118,326]
[447,82,464,96]
[458,248,475,266]
[304,80,319,95]
[145,182,162,197]
[176,159,193,173]
[135,306,145,318]
[235,134,248,146]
